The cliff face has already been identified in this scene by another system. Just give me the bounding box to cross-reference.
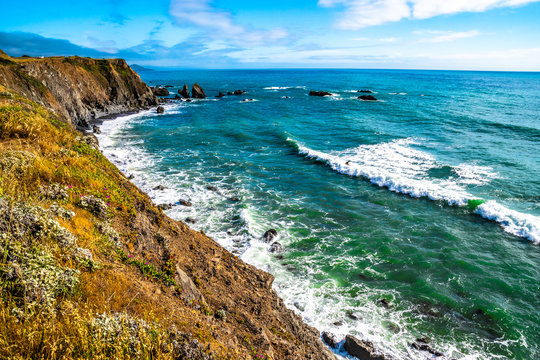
[0,52,156,128]
[0,53,335,359]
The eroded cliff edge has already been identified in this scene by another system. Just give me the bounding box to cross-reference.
[0,51,335,359]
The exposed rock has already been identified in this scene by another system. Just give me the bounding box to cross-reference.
[269,242,283,253]
[152,87,170,96]
[282,96,291,99]
[358,95,377,101]
[164,85,173,88]
[92,125,101,134]
[192,83,206,99]
[216,92,225,98]
[153,185,167,191]
[410,339,444,357]
[227,91,233,95]
[228,197,241,202]
[158,203,173,211]
[206,185,218,192]
[377,298,392,309]
[263,229,278,243]
[358,90,373,93]
[322,332,339,349]
[179,199,193,207]
[174,94,181,99]
[180,84,190,98]
[156,106,165,114]
[346,311,360,320]
[344,335,386,360]
[309,91,332,97]
[233,90,243,95]
[175,265,205,304]
[185,218,197,224]
[242,99,256,102]
[127,174,135,180]
[333,320,344,326]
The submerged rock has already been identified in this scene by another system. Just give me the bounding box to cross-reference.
[269,242,283,253]
[156,106,165,114]
[309,91,332,97]
[344,335,386,360]
[180,84,190,98]
[192,83,206,99]
[263,229,278,243]
[358,95,377,101]
[322,332,339,349]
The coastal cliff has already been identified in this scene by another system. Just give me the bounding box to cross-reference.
[0,52,335,359]
[0,50,156,129]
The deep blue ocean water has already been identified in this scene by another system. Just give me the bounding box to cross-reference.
[97,69,539,359]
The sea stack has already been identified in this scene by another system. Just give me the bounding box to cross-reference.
[192,83,206,99]
[180,84,190,98]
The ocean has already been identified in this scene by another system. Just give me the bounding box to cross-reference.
[96,69,539,359]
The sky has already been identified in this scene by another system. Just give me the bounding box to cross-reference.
[1,0,540,70]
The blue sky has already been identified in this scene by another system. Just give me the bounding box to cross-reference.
[1,0,539,70]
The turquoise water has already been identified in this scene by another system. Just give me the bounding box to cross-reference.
[98,70,539,359]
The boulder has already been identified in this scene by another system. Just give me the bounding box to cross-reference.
[174,94,181,99]
[175,265,205,304]
[185,217,197,224]
[233,90,243,95]
[358,95,377,101]
[216,92,225,98]
[180,84,190,98]
[263,229,278,243]
[156,106,165,114]
[410,339,443,357]
[179,199,193,207]
[269,242,283,253]
[358,90,373,93]
[153,185,167,190]
[92,125,101,134]
[227,91,233,95]
[377,298,391,309]
[344,335,386,360]
[322,332,339,349]
[206,185,218,192]
[192,83,206,99]
[127,174,135,180]
[309,91,332,97]
[158,203,173,211]
[151,87,169,96]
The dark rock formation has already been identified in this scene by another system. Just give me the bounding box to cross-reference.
[322,332,339,349]
[233,90,243,95]
[269,242,283,253]
[216,92,225,98]
[158,203,173,210]
[227,91,233,95]
[152,87,170,96]
[153,185,167,191]
[157,106,165,114]
[309,91,332,97]
[92,125,101,134]
[192,83,206,99]
[358,90,373,93]
[164,85,173,88]
[180,84,190,98]
[206,185,218,192]
[263,229,278,243]
[377,298,392,309]
[358,95,377,101]
[410,338,444,357]
[179,199,193,207]
[185,218,197,224]
[344,335,386,360]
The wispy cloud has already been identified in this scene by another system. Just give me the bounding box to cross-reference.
[418,30,480,43]
[319,0,540,29]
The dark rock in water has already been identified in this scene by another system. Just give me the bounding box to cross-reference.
[242,98,256,102]
[282,96,291,99]
[344,335,386,360]
[153,185,167,190]
[416,337,430,344]
[92,125,101,134]
[233,90,243,95]
[180,84,190,98]
[192,83,206,99]
[263,229,278,243]
[410,341,444,357]
[227,91,233,95]
[179,199,192,207]
[294,301,305,311]
[216,92,225,98]
[269,242,283,253]
[358,90,373,93]
[358,95,377,101]
[174,94,181,99]
[377,298,392,309]
[158,203,173,211]
[156,106,165,114]
[164,85,173,88]
[333,320,344,326]
[322,331,339,349]
[185,99,192,102]
[346,311,360,320]
[151,87,169,96]
[127,174,135,180]
[206,185,218,192]
[185,217,197,224]
[309,91,332,97]
[229,197,241,202]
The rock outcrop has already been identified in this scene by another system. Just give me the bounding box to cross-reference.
[180,84,190,98]
[192,83,206,99]
[309,91,332,97]
[0,53,157,129]
[344,336,386,360]
[358,95,377,101]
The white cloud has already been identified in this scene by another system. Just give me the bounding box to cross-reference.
[169,0,288,45]
[418,30,480,43]
[319,0,540,29]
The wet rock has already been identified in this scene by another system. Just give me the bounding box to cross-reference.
[180,84,190,98]
[92,125,101,134]
[262,229,278,243]
[309,91,332,97]
[216,92,225,98]
[174,94,181,99]
[377,298,392,309]
[344,335,386,360]
[228,197,241,202]
[151,87,169,96]
[358,90,373,93]
[233,90,243,95]
[346,311,360,320]
[157,106,165,114]
[158,203,173,211]
[192,83,206,99]
[282,96,291,99]
[153,185,167,191]
[242,98,256,102]
[410,339,444,357]
[179,199,193,207]
[185,218,197,224]
[227,91,233,95]
[358,95,377,101]
[269,242,283,253]
[164,85,173,88]
[294,301,305,311]
[322,331,339,349]
[206,185,218,192]
[333,320,344,327]
[127,174,135,180]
